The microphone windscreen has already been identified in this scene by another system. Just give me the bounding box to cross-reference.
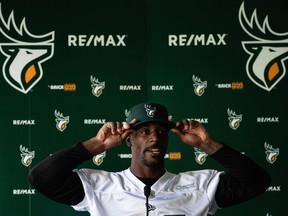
[144,185,151,197]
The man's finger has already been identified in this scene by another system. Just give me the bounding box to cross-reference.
[189,120,200,127]
[104,122,115,134]
[121,130,132,140]
[116,122,123,133]
[122,122,130,130]
[128,118,137,127]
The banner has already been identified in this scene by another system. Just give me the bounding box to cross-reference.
[0,0,286,215]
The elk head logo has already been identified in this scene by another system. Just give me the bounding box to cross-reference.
[93,151,106,166]
[0,3,54,94]
[239,2,288,91]
[55,110,69,132]
[194,148,208,165]
[91,75,105,97]
[264,142,279,164]
[227,108,242,130]
[144,104,156,118]
[20,145,35,167]
[192,75,207,96]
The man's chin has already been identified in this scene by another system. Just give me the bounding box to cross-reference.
[143,157,165,168]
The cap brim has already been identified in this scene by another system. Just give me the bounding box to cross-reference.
[130,119,176,130]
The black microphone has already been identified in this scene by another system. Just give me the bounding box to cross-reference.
[144,185,151,216]
[144,185,151,197]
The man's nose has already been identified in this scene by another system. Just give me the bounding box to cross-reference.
[149,131,160,141]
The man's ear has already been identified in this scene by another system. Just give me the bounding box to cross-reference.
[126,136,132,147]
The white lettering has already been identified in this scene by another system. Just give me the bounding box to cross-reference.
[84,119,106,125]
[217,34,226,45]
[68,35,77,46]
[86,35,94,46]
[48,85,64,90]
[187,34,194,46]
[13,120,35,125]
[179,34,187,46]
[168,35,177,46]
[266,186,281,192]
[257,117,279,123]
[186,118,208,124]
[168,34,227,46]
[68,35,127,47]
[94,35,105,46]
[194,34,205,45]
[206,34,216,45]
[119,85,141,90]
[118,154,132,159]
[13,189,35,195]
[117,35,126,46]
[216,84,232,88]
[106,35,116,46]
[78,35,86,46]
[151,85,173,91]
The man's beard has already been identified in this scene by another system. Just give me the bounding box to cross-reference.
[142,155,165,168]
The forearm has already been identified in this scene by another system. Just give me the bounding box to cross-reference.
[28,143,93,205]
[211,145,271,207]
[198,137,224,155]
[82,136,107,155]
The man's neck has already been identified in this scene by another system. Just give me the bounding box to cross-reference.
[130,164,165,179]
[136,175,162,187]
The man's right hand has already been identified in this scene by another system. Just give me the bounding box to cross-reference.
[82,119,137,155]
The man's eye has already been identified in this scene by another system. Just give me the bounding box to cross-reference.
[141,130,149,135]
[158,130,167,135]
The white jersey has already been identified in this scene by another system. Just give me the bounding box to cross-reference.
[72,168,222,216]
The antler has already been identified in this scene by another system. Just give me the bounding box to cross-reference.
[0,3,54,43]
[20,145,32,154]
[192,75,206,84]
[91,75,101,84]
[227,108,242,118]
[264,142,278,151]
[192,75,200,83]
[239,2,288,41]
[54,110,64,118]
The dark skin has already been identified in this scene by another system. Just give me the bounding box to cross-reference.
[82,118,223,179]
[128,123,169,178]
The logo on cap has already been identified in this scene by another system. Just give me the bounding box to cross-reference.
[144,104,156,118]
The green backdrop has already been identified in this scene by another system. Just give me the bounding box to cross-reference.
[0,0,286,215]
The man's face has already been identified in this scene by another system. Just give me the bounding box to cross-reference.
[129,122,169,168]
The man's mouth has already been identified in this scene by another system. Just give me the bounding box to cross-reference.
[145,146,165,155]
[149,148,161,154]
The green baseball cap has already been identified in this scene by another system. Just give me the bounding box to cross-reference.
[126,102,176,130]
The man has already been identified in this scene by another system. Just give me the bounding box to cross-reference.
[29,102,271,215]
